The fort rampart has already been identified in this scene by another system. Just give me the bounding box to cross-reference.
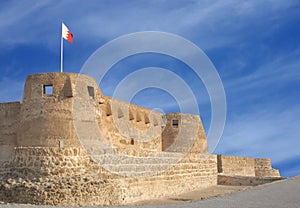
[0,73,280,206]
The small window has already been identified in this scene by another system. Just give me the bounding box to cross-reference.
[129,110,134,120]
[144,114,150,124]
[44,85,53,95]
[106,103,112,116]
[87,86,94,99]
[172,119,179,128]
[130,138,134,145]
[136,113,142,122]
[58,140,64,148]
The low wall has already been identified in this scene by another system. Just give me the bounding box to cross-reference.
[255,158,280,177]
[217,155,280,178]
[217,155,255,176]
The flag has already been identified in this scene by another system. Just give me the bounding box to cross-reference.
[62,22,73,43]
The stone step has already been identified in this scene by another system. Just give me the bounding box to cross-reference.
[94,156,180,165]
[103,163,178,172]
[102,164,215,177]
[103,162,213,170]
[102,163,173,174]
[97,158,215,177]
[91,152,208,165]
[92,153,181,164]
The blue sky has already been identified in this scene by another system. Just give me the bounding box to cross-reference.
[0,0,299,177]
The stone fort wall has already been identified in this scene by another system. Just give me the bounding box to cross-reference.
[0,146,218,206]
[0,72,280,206]
[0,72,208,156]
[217,155,280,177]
[0,102,20,166]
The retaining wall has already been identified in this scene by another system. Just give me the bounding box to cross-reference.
[0,147,217,206]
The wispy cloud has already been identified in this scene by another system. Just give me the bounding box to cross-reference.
[215,104,300,154]
[1,0,297,49]
[225,49,300,91]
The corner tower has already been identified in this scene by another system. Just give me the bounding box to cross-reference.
[17,73,102,148]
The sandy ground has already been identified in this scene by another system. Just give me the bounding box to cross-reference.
[1,175,299,208]
[131,184,250,205]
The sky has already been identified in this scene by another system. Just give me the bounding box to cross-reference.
[0,0,299,177]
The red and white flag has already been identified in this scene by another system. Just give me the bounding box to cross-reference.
[62,22,73,43]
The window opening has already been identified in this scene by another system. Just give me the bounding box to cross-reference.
[44,85,53,95]
[129,110,134,120]
[87,86,94,99]
[106,103,112,116]
[172,119,179,128]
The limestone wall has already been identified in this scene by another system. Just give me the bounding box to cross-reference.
[0,147,121,206]
[119,154,218,204]
[255,158,280,177]
[162,113,208,153]
[0,102,20,165]
[217,175,282,186]
[0,72,281,206]
[9,72,207,157]
[217,155,255,176]
[17,73,102,148]
[0,147,217,206]
[217,155,280,178]
[97,96,164,154]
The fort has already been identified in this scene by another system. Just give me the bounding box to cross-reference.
[0,72,281,206]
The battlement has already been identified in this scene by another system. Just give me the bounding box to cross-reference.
[0,72,207,154]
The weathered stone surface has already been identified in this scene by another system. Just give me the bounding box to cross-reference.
[217,175,283,186]
[0,72,280,206]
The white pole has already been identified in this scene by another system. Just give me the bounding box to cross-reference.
[60,35,63,73]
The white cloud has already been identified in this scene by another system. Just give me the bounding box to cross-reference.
[0,0,297,50]
[215,104,300,165]
[223,48,300,107]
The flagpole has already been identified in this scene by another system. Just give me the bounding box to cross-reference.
[61,21,73,73]
[60,33,63,73]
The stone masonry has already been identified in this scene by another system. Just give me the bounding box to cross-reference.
[0,73,280,206]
